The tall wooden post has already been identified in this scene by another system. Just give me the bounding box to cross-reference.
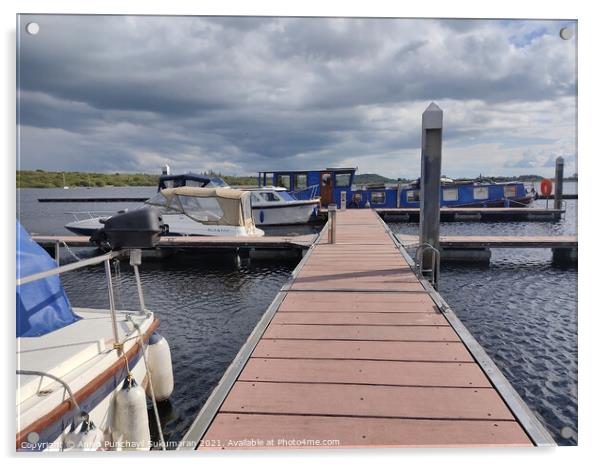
[419,102,443,273]
[554,156,564,210]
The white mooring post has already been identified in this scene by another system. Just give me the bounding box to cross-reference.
[554,156,564,210]
[419,102,443,283]
[340,191,347,211]
[327,203,337,244]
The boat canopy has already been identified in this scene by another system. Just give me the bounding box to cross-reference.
[16,221,80,338]
[144,187,254,228]
[158,173,228,191]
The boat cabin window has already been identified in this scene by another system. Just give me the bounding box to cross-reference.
[251,193,263,204]
[295,174,308,190]
[370,191,386,204]
[473,187,489,200]
[442,188,458,201]
[179,179,209,188]
[177,195,224,222]
[503,185,517,198]
[406,190,420,202]
[335,173,351,187]
[262,173,274,186]
[321,173,332,187]
[259,192,280,202]
[276,174,291,189]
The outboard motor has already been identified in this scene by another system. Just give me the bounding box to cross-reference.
[91,209,165,250]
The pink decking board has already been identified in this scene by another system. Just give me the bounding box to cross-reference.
[198,209,534,449]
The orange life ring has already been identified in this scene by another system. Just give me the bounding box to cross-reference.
[540,178,553,196]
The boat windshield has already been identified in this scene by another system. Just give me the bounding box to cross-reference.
[177,195,224,222]
[277,191,296,201]
[259,191,281,202]
[208,177,229,187]
[144,192,182,213]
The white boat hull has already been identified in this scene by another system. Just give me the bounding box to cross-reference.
[65,213,264,237]
[252,201,319,226]
[17,309,159,451]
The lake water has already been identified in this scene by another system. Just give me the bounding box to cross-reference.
[16,185,577,447]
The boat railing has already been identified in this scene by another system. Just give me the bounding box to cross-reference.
[291,184,320,200]
[18,249,149,349]
[67,210,116,222]
[17,246,167,450]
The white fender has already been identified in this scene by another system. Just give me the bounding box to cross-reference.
[145,332,174,401]
[111,377,151,451]
[62,416,103,451]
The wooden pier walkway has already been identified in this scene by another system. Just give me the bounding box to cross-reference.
[181,209,553,450]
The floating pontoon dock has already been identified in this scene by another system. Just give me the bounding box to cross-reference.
[397,234,578,264]
[179,209,554,450]
[33,235,317,261]
[375,207,565,222]
[34,231,576,264]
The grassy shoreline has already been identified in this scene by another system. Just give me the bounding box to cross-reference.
[17,170,577,189]
[16,170,257,189]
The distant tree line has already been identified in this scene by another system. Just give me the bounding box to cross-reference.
[198,170,257,186]
[16,169,258,188]
[16,169,577,189]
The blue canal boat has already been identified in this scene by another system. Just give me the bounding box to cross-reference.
[256,168,535,209]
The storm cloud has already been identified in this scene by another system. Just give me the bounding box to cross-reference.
[17,15,577,178]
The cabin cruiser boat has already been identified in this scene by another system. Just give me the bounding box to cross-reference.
[65,187,264,238]
[16,219,174,451]
[240,187,320,226]
[155,172,320,226]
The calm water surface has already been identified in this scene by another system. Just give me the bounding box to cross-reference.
[17,187,577,447]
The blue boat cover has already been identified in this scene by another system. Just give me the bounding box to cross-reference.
[16,221,80,337]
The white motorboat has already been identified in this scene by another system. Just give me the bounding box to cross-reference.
[65,187,264,238]
[158,172,320,225]
[243,187,320,226]
[16,221,174,451]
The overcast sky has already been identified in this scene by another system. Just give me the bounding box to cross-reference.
[17,15,577,178]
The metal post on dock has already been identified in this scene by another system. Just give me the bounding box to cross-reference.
[419,102,443,282]
[54,240,60,265]
[554,156,564,210]
[104,259,122,355]
[129,249,147,314]
[340,191,347,211]
[327,203,337,244]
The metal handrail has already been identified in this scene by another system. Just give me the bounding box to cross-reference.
[415,243,440,289]
[17,250,124,286]
[16,369,81,411]
[18,249,129,354]
[291,184,320,200]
